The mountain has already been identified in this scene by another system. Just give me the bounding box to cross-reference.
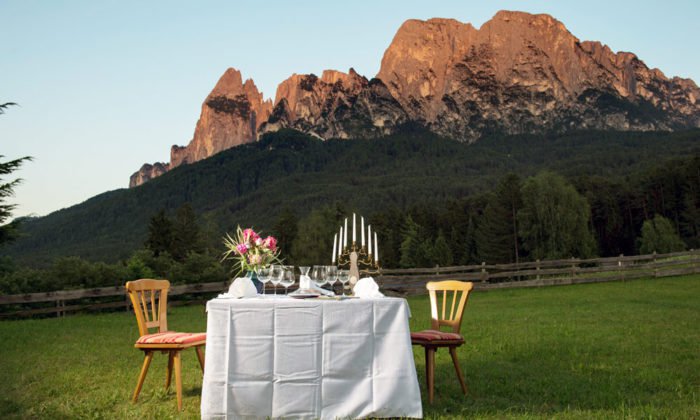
[130,10,700,186]
[8,128,700,265]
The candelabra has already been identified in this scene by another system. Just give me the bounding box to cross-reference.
[332,213,381,287]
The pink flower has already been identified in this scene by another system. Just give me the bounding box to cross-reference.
[248,254,262,265]
[264,236,278,252]
[236,243,248,255]
[242,228,260,243]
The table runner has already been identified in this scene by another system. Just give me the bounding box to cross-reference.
[201,296,423,419]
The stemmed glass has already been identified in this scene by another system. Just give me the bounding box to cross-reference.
[270,264,284,295]
[337,269,350,296]
[258,266,272,295]
[280,266,295,295]
[326,265,338,295]
[311,265,326,288]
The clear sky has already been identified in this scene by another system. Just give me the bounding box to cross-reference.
[2,0,698,218]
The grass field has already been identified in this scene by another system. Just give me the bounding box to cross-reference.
[1,275,699,419]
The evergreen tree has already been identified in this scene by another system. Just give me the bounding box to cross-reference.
[272,208,298,261]
[399,215,421,268]
[145,210,173,257]
[432,230,453,267]
[1,154,32,246]
[1,104,33,247]
[518,171,596,260]
[474,174,523,264]
[171,203,203,261]
[638,215,685,254]
[290,206,337,265]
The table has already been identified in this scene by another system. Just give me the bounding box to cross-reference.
[201,296,423,419]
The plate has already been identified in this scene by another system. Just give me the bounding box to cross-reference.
[289,293,320,299]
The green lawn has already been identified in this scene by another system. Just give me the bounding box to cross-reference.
[1,276,699,419]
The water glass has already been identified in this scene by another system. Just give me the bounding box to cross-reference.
[337,269,350,296]
[326,265,338,294]
[280,266,295,294]
[258,267,272,295]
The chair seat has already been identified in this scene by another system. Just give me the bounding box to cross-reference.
[411,329,464,344]
[136,331,206,346]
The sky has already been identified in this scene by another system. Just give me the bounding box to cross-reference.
[2,0,699,218]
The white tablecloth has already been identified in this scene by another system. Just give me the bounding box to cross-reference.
[201,296,423,419]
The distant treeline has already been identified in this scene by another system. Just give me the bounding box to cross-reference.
[1,153,696,295]
[1,128,698,294]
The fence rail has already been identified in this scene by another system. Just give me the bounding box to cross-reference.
[1,250,699,319]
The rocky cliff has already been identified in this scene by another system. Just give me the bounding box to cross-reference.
[130,10,700,186]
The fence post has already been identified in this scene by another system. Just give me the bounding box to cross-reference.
[435,264,440,276]
[570,257,577,279]
[536,259,541,280]
[652,251,658,278]
[618,254,625,282]
[480,262,488,283]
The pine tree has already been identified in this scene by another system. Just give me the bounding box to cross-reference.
[475,174,523,264]
[145,210,173,257]
[432,230,453,267]
[171,203,203,261]
[399,215,421,268]
[1,103,33,247]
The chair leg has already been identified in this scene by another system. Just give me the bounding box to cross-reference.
[449,347,468,396]
[173,351,183,411]
[166,351,174,390]
[133,351,153,403]
[426,347,436,404]
[195,346,205,372]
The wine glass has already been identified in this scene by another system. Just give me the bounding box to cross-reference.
[270,264,284,295]
[311,265,326,288]
[280,266,295,295]
[258,266,272,295]
[337,269,350,296]
[326,265,338,294]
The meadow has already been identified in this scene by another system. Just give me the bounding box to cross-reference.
[0,275,698,419]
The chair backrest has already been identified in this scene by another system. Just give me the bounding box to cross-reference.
[125,279,170,337]
[426,280,474,333]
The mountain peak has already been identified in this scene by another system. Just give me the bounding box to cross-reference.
[130,11,700,187]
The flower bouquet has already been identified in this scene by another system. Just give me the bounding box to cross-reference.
[222,226,281,293]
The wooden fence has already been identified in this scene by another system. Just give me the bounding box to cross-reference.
[1,250,699,319]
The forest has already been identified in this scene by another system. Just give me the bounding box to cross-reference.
[1,127,698,294]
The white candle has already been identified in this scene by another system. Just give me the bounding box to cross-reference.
[361,217,365,247]
[344,218,348,246]
[368,225,372,255]
[374,232,379,262]
[332,233,337,263]
[352,213,356,244]
[338,226,343,255]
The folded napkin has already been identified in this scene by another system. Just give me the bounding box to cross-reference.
[353,277,384,298]
[226,277,258,298]
[298,275,335,297]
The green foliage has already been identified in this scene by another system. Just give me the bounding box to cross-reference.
[290,205,340,266]
[399,215,421,268]
[475,174,523,264]
[638,215,686,254]
[432,230,453,266]
[145,210,173,257]
[0,154,33,246]
[3,129,700,267]
[518,171,596,260]
[271,208,299,262]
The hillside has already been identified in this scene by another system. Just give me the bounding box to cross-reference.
[5,127,700,265]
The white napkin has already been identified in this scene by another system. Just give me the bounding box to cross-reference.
[297,275,335,296]
[225,277,258,298]
[353,277,384,298]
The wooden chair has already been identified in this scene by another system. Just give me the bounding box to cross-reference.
[411,280,474,404]
[125,279,206,411]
